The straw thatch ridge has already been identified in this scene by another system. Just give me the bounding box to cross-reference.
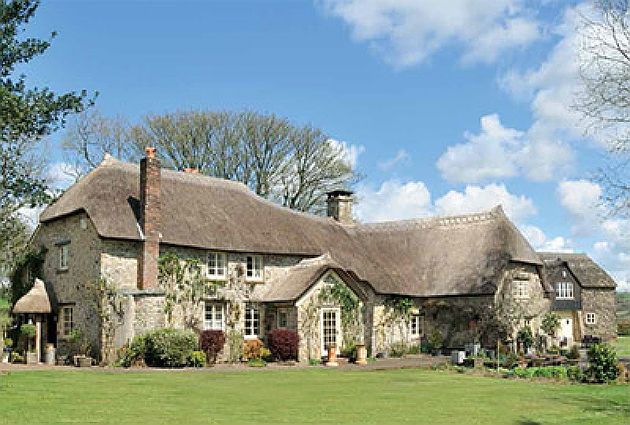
[39,157,544,297]
[12,278,52,314]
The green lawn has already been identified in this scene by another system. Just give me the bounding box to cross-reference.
[0,369,627,425]
[613,336,630,357]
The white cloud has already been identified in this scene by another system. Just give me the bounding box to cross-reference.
[355,180,432,222]
[318,0,541,67]
[356,179,535,224]
[436,114,573,183]
[378,149,410,171]
[46,161,79,191]
[329,139,365,169]
[520,224,574,252]
[557,179,602,235]
[434,183,536,223]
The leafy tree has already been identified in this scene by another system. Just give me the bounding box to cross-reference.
[63,110,359,214]
[1,0,92,272]
[540,312,560,337]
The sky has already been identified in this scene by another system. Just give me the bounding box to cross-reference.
[19,0,629,290]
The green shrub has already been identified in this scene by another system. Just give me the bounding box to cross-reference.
[502,352,520,369]
[4,337,13,348]
[510,366,568,380]
[308,358,321,366]
[118,328,197,368]
[587,343,619,383]
[187,351,206,367]
[428,329,443,353]
[567,366,584,382]
[247,358,266,368]
[517,327,533,352]
[388,342,409,358]
[340,344,357,359]
[226,330,243,363]
[407,344,421,355]
[566,345,580,360]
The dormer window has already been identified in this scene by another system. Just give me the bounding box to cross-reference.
[207,252,227,279]
[555,282,574,299]
[246,255,263,282]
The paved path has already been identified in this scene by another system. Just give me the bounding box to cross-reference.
[0,355,449,373]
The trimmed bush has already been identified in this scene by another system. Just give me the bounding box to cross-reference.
[199,330,225,364]
[587,343,619,383]
[187,350,206,368]
[267,328,299,361]
[118,328,197,368]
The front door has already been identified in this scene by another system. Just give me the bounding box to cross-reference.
[559,317,573,346]
[320,308,341,356]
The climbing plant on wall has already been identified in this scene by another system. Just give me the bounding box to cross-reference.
[318,275,364,350]
[158,252,209,330]
[9,247,46,305]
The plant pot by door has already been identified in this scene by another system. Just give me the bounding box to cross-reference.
[77,356,92,368]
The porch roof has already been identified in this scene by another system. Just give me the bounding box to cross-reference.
[12,278,52,314]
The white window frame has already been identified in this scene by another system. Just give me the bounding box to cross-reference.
[61,306,74,337]
[555,282,574,300]
[277,308,289,329]
[585,312,596,325]
[207,252,227,279]
[320,307,341,356]
[409,314,422,337]
[246,255,263,282]
[59,244,69,270]
[512,281,529,299]
[244,303,260,339]
[204,301,225,331]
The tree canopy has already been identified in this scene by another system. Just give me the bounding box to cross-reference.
[63,110,359,213]
[1,0,92,272]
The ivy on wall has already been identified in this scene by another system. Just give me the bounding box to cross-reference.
[9,247,46,305]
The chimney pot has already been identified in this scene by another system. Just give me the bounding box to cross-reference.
[183,167,199,174]
[145,146,157,158]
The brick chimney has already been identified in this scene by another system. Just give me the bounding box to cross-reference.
[326,189,354,224]
[137,146,161,290]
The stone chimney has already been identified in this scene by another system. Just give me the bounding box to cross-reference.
[137,146,161,290]
[326,189,354,224]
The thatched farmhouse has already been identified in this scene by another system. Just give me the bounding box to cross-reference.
[17,148,617,363]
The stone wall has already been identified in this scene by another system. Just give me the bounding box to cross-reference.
[33,212,103,358]
[581,288,616,341]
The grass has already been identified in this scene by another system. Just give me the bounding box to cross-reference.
[612,336,630,357]
[0,368,627,424]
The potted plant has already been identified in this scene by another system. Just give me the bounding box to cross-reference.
[20,324,38,364]
[2,338,12,363]
[69,329,92,367]
[428,329,443,356]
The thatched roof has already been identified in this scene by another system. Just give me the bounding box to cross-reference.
[12,279,52,314]
[539,252,616,289]
[40,157,543,297]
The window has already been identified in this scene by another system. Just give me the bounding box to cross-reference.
[513,281,529,299]
[59,244,69,270]
[207,252,226,278]
[561,270,568,278]
[204,302,224,330]
[246,255,263,281]
[585,313,596,325]
[244,303,260,338]
[409,314,422,337]
[61,306,74,337]
[277,309,289,328]
[555,282,574,299]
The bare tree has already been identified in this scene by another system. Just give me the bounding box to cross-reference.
[61,110,139,179]
[577,1,630,215]
[63,110,359,213]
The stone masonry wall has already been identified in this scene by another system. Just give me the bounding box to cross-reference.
[33,212,103,358]
[581,288,616,341]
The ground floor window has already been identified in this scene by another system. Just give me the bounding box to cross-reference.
[277,308,289,328]
[585,312,596,325]
[409,313,423,337]
[244,303,260,338]
[204,302,225,330]
[61,305,74,337]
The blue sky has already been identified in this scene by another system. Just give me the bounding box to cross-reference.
[21,1,628,289]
